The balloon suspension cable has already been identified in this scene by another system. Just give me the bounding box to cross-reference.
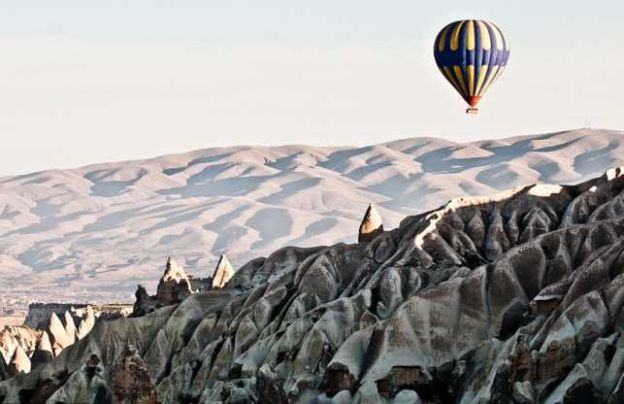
[466,107,479,114]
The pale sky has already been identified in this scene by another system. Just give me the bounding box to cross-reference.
[1,0,623,175]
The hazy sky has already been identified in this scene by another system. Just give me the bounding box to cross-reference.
[1,0,623,175]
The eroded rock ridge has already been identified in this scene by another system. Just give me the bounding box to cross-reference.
[3,168,624,403]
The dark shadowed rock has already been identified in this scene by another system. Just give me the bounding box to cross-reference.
[132,284,162,317]
[30,331,53,368]
[110,346,159,404]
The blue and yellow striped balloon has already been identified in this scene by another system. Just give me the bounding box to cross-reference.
[434,20,510,113]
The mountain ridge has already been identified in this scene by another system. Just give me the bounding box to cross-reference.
[1,129,623,305]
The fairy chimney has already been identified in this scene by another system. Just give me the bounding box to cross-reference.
[358,203,383,243]
[211,254,234,289]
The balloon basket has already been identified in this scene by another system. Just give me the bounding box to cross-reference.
[466,108,479,114]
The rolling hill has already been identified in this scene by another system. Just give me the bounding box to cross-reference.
[1,128,622,303]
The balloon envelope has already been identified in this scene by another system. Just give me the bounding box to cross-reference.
[434,20,510,110]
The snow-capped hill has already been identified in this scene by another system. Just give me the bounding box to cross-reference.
[0,128,623,302]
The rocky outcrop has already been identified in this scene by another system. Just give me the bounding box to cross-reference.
[5,168,624,402]
[7,346,30,376]
[132,285,162,317]
[47,312,74,355]
[0,333,16,365]
[25,303,130,330]
[156,257,193,305]
[110,346,159,404]
[133,255,234,315]
[62,311,78,343]
[131,257,194,317]
[30,332,53,368]
[0,325,40,378]
[211,254,234,289]
[76,306,95,340]
[358,203,383,243]
[0,304,126,383]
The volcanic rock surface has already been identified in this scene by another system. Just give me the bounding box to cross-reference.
[3,168,624,403]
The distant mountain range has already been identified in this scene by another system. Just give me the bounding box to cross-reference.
[1,128,622,302]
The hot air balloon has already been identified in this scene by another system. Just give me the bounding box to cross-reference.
[434,20,510,114]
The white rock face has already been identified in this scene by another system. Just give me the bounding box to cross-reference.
[8,345,30,375]
[1,129,624,303]
[161,257,188,284]
[76,306,95,339]
[63,311,78,341]
[36,331,52,355]
[47,312,74,355]
[0,333,16,364]
[211,254,234,289]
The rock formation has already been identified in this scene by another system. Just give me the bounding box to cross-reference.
[0,333,15,365]
[155,257,193,305]
[110,346,159,404]
[30,332,53,368]
[62,311,78,343]
[47,312,74,356]
[133,255,232,316]
[132,257,195,317]
[132,285,162,318]
[7,346,30,376]
[211,254,234,289]
[4,168,624,402]
[0,305,123,383]
[358,203,383,243]
[0,355,7,382]
[0,325,40,378]
[76,306,95,340]
[25,303,131,330]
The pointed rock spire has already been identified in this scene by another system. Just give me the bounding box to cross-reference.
[0,331,16,364]
[77,305,95,339]
[31,331,54,367]
[212,254,234,289]
[48,312,74,354]
[162,257,188,283]
[63,311,78,341]
[136,284,149,300]
[132,285,159,317]
[358,203,383,243]
[8,345,31,375]
[156,257,193,304]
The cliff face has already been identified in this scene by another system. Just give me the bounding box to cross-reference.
[3,169,624,403]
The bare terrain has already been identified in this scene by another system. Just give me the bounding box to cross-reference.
[3,160,624,402]
[1,129,623,305]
